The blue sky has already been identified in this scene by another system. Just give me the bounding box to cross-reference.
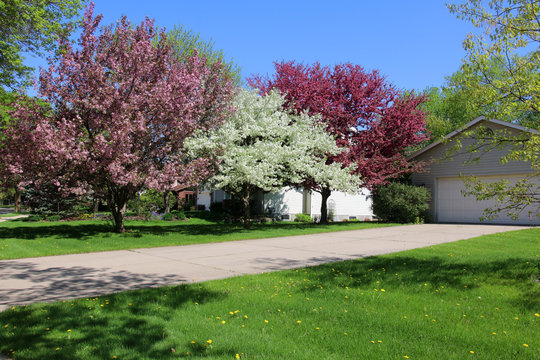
[25,0,476,93]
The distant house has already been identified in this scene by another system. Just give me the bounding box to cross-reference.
[196,186,374,222]
[408,116,539,225]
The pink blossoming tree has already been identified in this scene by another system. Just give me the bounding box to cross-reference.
[1,4,235,232]
[249,61,427,223]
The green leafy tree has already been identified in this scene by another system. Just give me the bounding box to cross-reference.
[0,0,85,89]
[448,0,540,221]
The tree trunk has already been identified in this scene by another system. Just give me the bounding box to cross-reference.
[14,187,21,213]
[241,187,251,228]
[164,191,170,214]
[108,187,130,233]
[111,201,127,233]
[92,198,99,214]
[319,187,332,224]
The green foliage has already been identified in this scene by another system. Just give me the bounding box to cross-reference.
[23,214,43,222]
[23,183,84,219]
[162,213,175,221]
[171,210,186,220]
[448,0,539,123]
[45,214,60,221]
[294,213,312,223]
[164,25,242,87]
[128,190,165,216]
[373,183,431,223]
[0,0,84,88]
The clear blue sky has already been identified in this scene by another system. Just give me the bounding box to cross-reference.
[25,0,476,92]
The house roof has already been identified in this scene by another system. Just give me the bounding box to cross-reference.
[407,116,538,161]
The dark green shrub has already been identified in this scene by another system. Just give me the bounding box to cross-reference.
[45,215,60,222]
[372,183,431,223]
[23,183,83,218]
[294,213,312,223]
[24,215,43,222]
[171,210,186,220]
[162,213,175,221]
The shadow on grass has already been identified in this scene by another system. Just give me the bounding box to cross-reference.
[0,283,225,360]
[289,254,540,311]
[0,219,362,241]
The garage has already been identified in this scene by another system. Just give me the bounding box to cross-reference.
[409,117,539,226]
[436,175,540,225]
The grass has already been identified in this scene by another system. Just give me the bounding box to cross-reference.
[0,216,395,260]
[1,228,538,359]
[0,212,26,218]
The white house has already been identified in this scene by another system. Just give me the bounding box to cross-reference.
[196,186,374,221]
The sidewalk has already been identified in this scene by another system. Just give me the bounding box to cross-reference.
[0,223,529,311]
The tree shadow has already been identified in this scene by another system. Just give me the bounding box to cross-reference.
[287,254,540,311]
[0,219,360,241]
[0,282,225,360]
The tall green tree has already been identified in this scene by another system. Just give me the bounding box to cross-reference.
[447,0,540,221]
[0,0,85,89]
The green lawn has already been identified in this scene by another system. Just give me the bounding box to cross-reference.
[1,228,538,359]
[0,216,395,260]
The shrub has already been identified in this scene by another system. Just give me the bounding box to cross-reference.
[294,213,312,223]
[162,213,175,221]
[45,215,60,221]
[78,213,93,220]
[24,215,43,222]
[171,210,186,220]
[372,182,431,223]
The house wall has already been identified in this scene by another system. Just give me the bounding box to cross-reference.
[411,120,536,222]
[262,187,303,220]
[309,189,373,221]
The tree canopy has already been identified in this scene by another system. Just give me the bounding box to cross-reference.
[0,0,85,89]
[249,61,427,223]
[0,4,235,232]
[186,89,358,226]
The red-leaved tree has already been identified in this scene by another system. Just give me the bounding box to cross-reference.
[1,4,235,232]
[249,61,427,223]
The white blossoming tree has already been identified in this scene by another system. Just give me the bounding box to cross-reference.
[186,89,359,226]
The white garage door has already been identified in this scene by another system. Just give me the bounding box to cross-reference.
[437,175,539,225]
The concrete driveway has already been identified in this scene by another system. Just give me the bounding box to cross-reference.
[0,223,529,311]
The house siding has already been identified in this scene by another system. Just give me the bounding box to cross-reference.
[411,120,537,223]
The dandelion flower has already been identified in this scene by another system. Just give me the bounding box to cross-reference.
[297,320,301,324]
[222,320,226,324]
[236,354,240,359]
[523,344,529,347]
[206,340,212,344]
[469,350,474,354]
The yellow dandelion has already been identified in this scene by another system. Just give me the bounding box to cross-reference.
[67,329,71,332]
[241,324,245,328]
[371,341,375,344]
[315,327,320,330]
[523,344,529,347]
[206,339,212,344]
[264,320,268,323]
[234,310,240,313]
[222,320,226,324]
[469,350,474,354]
[244,315,248,319]
[381,289,386,292]
[344,332,348,335]
[229,312,234,315]
[236,354,240,359]
[377,340,382,343]
[56,347,60,351]
[535,313,540,317]
[46,328,50,331]
[404,356,409,359]
[492,332,496,335]
[514,317,519,320]
[191,341,195,344]
[297,320,301,324]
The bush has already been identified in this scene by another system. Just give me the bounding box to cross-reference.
[162,213,175,221]
[78,213,93,220]
[24,215,43,222]
[372,183,431,223]
[45,215,60,221]
[171,210,186,220]
[294,213,312,223]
